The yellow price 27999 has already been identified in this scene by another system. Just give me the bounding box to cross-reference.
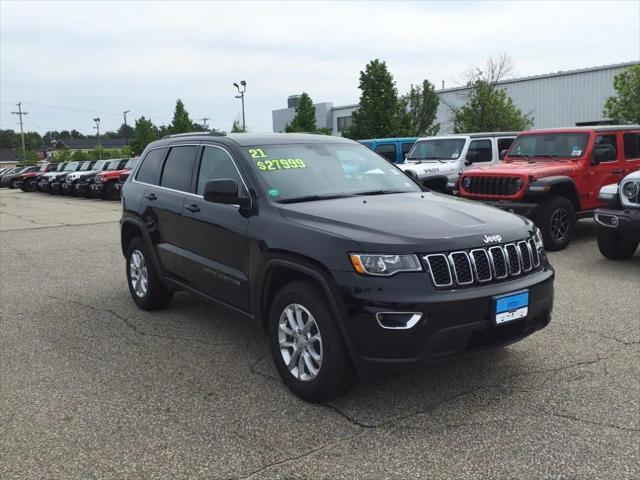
[256,158,306,171]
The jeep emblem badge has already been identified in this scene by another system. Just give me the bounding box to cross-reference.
[483,234,502,244]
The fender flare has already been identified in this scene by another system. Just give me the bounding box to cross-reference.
[120,216,166,278]
[526,176,575,195]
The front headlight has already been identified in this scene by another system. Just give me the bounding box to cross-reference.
[533,228,544,250]
[513,178,524,191]
[622,181,639,199]
[349,254,422,276]
[462,176,472,190]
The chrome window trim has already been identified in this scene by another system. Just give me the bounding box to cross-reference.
[131,143,252,209]
[448,251,474,285]
[504,243,521,276]
[424,254,453,287]
[488,246,509,279]
[469,248,492,283]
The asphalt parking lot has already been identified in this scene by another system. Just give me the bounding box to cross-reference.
[1,188,638,480]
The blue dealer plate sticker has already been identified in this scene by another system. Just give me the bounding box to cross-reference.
[494,290,529,325]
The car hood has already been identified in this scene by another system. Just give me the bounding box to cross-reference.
[399,160,459,178]
[623,170,640,182]
[67,170,101,181]
[466,160,581,180]
[279,192,534,253]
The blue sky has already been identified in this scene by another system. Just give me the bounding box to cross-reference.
[1,0,639,135]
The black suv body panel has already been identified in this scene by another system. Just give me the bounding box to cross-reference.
[121,133,554,374]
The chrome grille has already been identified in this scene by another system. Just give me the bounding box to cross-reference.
[464,176,523,195]
[424,237,542,288]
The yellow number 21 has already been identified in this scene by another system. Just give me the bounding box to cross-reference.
[249,148,268,159]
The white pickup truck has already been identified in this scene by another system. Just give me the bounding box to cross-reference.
[399,132,517,192]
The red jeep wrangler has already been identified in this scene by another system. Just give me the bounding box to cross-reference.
[91,158,138,200]
[458,126,640,250]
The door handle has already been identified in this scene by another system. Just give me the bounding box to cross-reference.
[144,192,157,201]
[185,203,200,213]
[612,169,624,175]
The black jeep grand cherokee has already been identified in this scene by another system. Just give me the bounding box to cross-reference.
[121,133,554,402]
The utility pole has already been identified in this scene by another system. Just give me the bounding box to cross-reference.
[123,110,130,126]
[93,117,102,160]
[199,117,210,129]
[233,80,247,131]
[11,102,28,160]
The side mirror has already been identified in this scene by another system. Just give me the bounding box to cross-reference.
[465,150,479,166]
[499,149,508,160]
[203,179,251,208]
[592,144,615,165]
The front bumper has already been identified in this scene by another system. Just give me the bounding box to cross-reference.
[51,182,64,194]
[467,199,538,217]
[332,267,554,375]
[90,183,104,192]
[76,183,91,196]
[61,182,76,194]
[38,182,52,192]
[594,208,640,238]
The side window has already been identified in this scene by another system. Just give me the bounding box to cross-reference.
[160,146,197,192]
[337,116,352,132]
[196,146,244,195]
[375,143,396,163]
[468,139,493,162]
[136,148,166,185]
[497,138,514,152]
[594,135,618,162]
[623,133,640,160]
[401,143,413,159]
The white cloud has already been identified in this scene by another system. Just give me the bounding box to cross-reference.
[1,0,638,134]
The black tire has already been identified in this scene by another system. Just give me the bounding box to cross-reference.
[104,182,120,200]
[597,228,639,260]
[534,196,576,251]
[9,180,18,189]
[125,237,173,310]
[22,179,36,192]
[268,281,355,402]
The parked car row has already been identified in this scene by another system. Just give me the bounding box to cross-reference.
[0,158,138,200]
[374,126,640,253]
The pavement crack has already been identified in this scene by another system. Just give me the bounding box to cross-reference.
[532,407,640,432]
[584,329,640,346]
[322,403,377,429]
[249,355,279,383]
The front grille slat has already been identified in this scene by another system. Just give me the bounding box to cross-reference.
[463,175,523,196]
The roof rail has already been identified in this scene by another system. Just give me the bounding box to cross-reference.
[162,131,226,139]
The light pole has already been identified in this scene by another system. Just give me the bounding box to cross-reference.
[233,80,246,132]
[93,117,102,160]
[123,110,131,144]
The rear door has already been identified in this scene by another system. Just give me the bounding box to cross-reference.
[622,130,640,175]
[180,144,250,309]
[136,145,197,279]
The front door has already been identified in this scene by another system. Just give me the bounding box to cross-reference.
[181,145,250,310]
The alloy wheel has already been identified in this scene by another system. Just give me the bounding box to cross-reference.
[278,303,323,382]
[129,250,149,297]
[550,207,569,241]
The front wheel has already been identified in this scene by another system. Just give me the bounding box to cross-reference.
[125,237,173,310]
[597,228,639,260]
[268,281,355,402]
[104,182,120,200]
[9,180,19,189]
[534,196,576,251]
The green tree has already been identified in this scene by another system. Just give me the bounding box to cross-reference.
[170,99,194,134]
[71,150,90,162]
[452,55,533,133]
[21,150,39,165]
[120,145,133,157]
[604,65,640,124]
[343,59,405,139]
[231,120,245,133]
[0,129,18,148]
[402,80,440,136]
[116,123,135,139]
[285,92,317,132]
[56,149,72,162]
[131,116,157,155]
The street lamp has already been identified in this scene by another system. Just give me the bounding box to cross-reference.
[233,80,247,132]
[93,117,102,160]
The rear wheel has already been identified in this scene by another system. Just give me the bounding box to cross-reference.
[125,237,173,310]
[9,180,19,189]
[597,228,639,260]
[534,196,576,251]
[268,281,355,402]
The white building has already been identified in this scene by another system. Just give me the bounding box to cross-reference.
[272,61,639,137]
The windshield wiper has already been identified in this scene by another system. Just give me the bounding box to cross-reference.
[535,154,560,160]
[407,156,446,163]
[352,189,408,196]
[278,193,354,204]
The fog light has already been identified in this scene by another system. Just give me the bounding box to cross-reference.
[375,312,423,330]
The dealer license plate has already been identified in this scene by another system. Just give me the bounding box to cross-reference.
[493,290,529,325]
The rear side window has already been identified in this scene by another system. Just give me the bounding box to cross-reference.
[497,138,514,152]
[595,135,618,162]
[136,148,166,185]
[401,143,413,158]
[468,139,493,162]
[196,146,245,195]
[160,146,197,192]
[375,143,396,163]
[623,133,640,160]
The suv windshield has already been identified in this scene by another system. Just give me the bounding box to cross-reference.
[245,143,419,203]
[107,160,124,170]
[124,158,138,169]
[64,162,79,171]
[407,138,466,161]
[509,133,589,160]
[79,161,94,171]
[56,163,66,171]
